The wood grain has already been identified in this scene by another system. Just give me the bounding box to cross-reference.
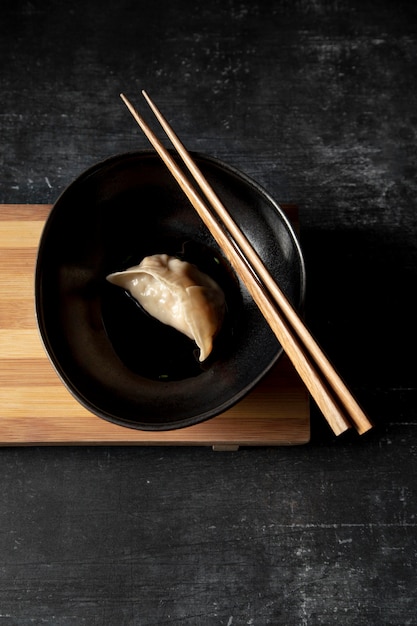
[0,204,309,446]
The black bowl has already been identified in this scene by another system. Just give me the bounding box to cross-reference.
[35,151,305,431]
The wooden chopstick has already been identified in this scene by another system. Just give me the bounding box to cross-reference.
[120,91,373,436]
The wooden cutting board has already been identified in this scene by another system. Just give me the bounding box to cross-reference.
[0,204,309,448]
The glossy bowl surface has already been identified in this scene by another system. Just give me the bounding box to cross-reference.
[35,151,305,430]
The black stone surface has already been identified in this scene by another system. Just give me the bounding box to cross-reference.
[1,0,416,623]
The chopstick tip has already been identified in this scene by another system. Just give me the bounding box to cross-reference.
[120,93,136,115]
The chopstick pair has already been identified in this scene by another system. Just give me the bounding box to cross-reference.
[120,90,373,437]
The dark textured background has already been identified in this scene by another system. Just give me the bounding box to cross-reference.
[1,0,416,624]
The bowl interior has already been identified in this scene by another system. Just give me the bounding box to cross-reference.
[35,151,305,430]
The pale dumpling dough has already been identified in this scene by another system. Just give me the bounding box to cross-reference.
[106,254,225,361]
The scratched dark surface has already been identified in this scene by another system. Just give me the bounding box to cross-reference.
[1,0,417,624]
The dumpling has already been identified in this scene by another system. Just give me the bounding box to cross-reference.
[106,254,225,361]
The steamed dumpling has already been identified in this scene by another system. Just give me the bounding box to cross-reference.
[106,254,225,361]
